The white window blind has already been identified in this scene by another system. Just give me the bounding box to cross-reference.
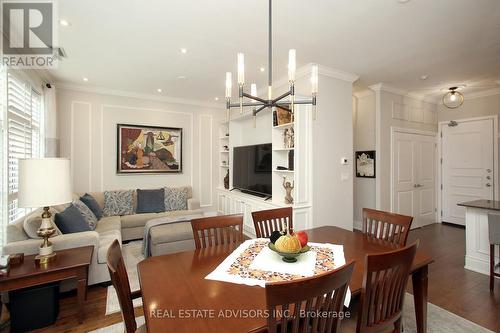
[7,73,43,223]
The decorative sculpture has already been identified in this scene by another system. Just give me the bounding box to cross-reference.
[283,127,295,148]
[283,176,294,205]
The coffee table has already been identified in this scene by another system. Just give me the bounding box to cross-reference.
[0,246,93,323]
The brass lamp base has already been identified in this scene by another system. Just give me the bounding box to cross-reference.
[35,252,57,265]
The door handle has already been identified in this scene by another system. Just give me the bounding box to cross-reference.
[486,183,492,187]
[413,184,423,188]
[486,169,492,173]
[486,176,491,180]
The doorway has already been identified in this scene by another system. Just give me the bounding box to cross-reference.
[440,117,498,226]
[392,128,437,229]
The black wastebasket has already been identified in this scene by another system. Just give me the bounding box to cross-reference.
[9,282,60,332]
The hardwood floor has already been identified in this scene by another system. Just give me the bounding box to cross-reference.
[407,223,500,332]
[1,223,499,332]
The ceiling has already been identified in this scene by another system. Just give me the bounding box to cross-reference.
[47,0,500,104]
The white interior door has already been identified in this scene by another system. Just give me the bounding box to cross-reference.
[393,131,437,229]
[441,119,494,225]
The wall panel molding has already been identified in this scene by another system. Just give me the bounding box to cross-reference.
[198,114,213,207]
[70,101,92,192]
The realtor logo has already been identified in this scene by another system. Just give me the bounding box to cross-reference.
[1,0,58,68]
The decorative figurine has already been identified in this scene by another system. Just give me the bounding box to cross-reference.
[283,176,294,205]
[283,127,295,148]
[224,169,229,189]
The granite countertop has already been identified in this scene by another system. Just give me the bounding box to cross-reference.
[457,199,500,211]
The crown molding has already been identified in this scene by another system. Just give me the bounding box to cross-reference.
[465,87,500,100]
[56,82,223,109]
[353,89,374,98]
[369,82,439,104]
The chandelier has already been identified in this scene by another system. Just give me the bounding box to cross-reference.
[442,87,464,109]
[224,0,318,123]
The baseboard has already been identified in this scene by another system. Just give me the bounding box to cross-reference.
[353,220,363,231]
[465,255,490,276]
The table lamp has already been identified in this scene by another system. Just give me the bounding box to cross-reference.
[18,158,72,264]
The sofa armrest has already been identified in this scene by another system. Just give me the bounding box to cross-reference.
[3,231,99,256]
[187,198,200,210]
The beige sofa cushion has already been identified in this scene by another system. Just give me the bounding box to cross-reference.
[23,208,61,239]
[7,224,29,243]
[121,213,158,229]
[150,221,194,244]
[95,216,121,234]
[97,229,122,264]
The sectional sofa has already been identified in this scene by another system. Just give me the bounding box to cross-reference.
[3,186,201,286]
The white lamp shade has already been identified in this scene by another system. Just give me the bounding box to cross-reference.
[18,158,73,208]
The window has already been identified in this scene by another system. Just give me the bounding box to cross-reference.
[6,72,43,223]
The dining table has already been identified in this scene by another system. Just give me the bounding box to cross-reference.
[138,226,433,333]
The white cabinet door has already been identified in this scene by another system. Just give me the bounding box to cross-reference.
[393,131,437,228]
[441,119,494,225]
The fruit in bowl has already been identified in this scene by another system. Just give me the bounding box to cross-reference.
[268,230,310,262]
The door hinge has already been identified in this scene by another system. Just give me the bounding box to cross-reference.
[440,158,443,164]
[435,208,437,212]
[441,184,443,190]
[441,210,443,217]
[440,132,443,138]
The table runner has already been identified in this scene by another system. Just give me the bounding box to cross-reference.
[205,239,351,306]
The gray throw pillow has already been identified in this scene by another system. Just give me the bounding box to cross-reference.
[103,190,134,216]
[164,187,188,211]
[73,199,98,230]
[80,193,103,220]
[137,189,165,213]
[54,204,91,234]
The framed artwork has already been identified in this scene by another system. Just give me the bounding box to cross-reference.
[117,124,182,174]
[356,150,376,178]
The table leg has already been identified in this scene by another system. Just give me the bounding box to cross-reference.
[412,265,428,333]
[77,277,87,324]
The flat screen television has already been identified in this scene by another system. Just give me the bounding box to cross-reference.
[233,143,272,197]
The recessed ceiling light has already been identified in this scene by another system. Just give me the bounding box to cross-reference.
[177,75,186,79]
[214,97,219,101]
[157,88,162,93]
[260,67,265,72]
[180,48,187,54]
[420,75,429,80]
[59,19,71,26]
[82,77,88,82]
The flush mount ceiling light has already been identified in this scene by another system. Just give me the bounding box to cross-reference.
[442,87,464,109]
[180,48,187,54]
[59,19,71,26]
[224,0,318,124]
[157,88,162,93]
[82,77,88,82]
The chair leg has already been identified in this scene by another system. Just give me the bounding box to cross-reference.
[490,244,495,291]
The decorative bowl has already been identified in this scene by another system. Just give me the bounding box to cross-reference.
[268,242,310,263]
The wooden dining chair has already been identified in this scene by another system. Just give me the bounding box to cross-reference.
[106,240,146,333]
[487,213,500,291]
[251,207,293,238]
[255,261,355,333]
[356,241,419,333]
[362,208,413,246]
[190,214,244,249]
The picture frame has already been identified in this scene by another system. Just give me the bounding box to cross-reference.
[355,150,376,178]
[117,124,183,174]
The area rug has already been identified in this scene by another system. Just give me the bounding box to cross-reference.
[88,316,145,333]
[105,241,144,315]
[103,241,493,333]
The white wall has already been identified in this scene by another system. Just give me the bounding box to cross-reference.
[353,92,376,227]
[437,93,500,122]
[57,87,224,211]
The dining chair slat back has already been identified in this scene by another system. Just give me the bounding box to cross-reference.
[362,208,413,246]
[191,214,244,249]
[106,239,143,333]
[252,207,293,238]
[259,261,355,333]
[356,241,419,333]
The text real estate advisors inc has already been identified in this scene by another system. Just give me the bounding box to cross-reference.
[150,309,351,319]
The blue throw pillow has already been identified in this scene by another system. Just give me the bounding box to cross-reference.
[80,193,103,220]
[54,204,91,234]
[136,189,165,213]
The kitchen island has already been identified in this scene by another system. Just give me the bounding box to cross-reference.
[458,200,500,275]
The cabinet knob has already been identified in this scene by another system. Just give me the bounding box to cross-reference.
[486,183,492,187]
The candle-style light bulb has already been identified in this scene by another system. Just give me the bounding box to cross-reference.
[225,72,232,99]
[237,53,245,85]
[250,83,257,102]
[288,49,296,82]
[311,64,318,94]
